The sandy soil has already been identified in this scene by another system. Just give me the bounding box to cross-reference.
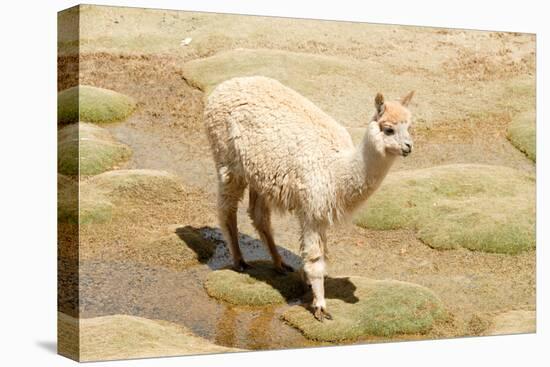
[58,5,536,358]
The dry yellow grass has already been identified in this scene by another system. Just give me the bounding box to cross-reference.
[58,312,242,362]
[137,227,216,270]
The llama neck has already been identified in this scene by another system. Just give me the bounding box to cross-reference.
[357,126,396,191]
[333,123,396,214]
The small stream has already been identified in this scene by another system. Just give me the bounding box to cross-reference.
[78,228,324,350]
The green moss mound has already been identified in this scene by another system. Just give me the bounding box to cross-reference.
[507,111,536,161]
[59,313,241,362]
[59,169,184,225]
[58,123,132,176]
[282,277,445,341]
[354,164,535,254]
[58,85,136,124]
[183,48,350,95]
[87,169,185,203]
[204,261,304,306]
[58,174,78,224]
[58,174,114,225]
[82,169,184,224]
[181,48,372,126]
[79,196,115,225]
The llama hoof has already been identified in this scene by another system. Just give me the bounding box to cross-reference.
[275,262,295,274]
[233,260,252,272]
[313,306,332,322]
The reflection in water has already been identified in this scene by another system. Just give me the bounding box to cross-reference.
[214,307,238,347]
[198,226,303,271]
[246,309,275,350]
[79,260,317,350]
[78,224,352,350]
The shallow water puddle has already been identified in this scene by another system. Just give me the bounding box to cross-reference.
[200,226,303,270]
[79,232,318,350]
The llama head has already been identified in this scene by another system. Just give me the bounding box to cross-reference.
[372,91,415,157]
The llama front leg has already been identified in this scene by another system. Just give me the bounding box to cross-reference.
[300,223,332,321]
[217,172,248,271]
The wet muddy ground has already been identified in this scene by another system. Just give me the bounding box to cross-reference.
[79,252,316,350]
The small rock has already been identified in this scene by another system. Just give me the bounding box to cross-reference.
[180,37,192,46]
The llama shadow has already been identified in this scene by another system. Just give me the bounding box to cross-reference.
[325,277,359,303]
[175,225,358,304]
[175,225,303,270]
[174,226,218,265]
[298,276,359,305]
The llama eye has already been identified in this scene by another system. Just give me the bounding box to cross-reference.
[384,127,395,136]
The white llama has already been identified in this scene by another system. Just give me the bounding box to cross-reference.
[204,76,414,321]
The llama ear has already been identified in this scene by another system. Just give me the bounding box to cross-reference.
[400,91,415,107]
[375,93,385,115]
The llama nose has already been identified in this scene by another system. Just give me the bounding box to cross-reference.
[402,142,412,156]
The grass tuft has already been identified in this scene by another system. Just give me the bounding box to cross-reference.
[58,85,136,125]
[86,169,185,204]
[58,174,79,224]
[58,169,185,225]
[507,111,536,161]
[181,48,371,126]
[204,261,304,306]
[354,164,535,254]
[183,48,351,95]
[58,313,240,362]
[282,277,445,341]
[58,123,132,176]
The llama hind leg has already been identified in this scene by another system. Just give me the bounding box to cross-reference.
[217,170,248,271]
[248,189,294,274]
[300,221,332,322]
